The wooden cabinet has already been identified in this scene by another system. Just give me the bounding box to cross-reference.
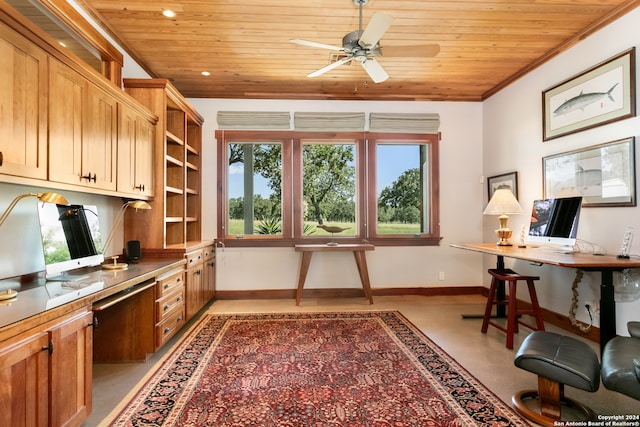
[49,59,117,191]
[49,311,93,427]
[123,78,204,249]
[203,244,216,302]
[0,20,48,181]
[0,309,93,427]
[0,332,49,427]
[155,268,186,350]
[185,249,204,321]
[117,103,155,197]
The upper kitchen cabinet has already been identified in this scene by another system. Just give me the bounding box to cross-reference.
[0,19,48,181]
[48,59,117,191]
[117,102,156,198]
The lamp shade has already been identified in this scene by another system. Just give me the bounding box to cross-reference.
[0,192,69,228]
[483,188,523,215]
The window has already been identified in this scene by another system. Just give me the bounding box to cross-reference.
[217,130,440,246]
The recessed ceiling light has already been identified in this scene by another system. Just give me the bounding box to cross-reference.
[162,10,176,18]
[201,71,211,76]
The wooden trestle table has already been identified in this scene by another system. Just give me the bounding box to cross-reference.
[294,243,375,306]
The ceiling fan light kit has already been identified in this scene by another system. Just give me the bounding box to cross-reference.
[290,0,440,83]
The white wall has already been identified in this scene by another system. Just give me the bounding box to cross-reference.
[0,183,121,278]
[188,98,485,292]
[483,7,640,333]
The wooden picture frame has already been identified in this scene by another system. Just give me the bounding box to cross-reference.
[543,137,636,207]
[542,48,635,141]
[487,172,518,200]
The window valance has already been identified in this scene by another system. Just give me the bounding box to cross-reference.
[369,113,440,134]
[294,112,366,132]
[217,111,291,130]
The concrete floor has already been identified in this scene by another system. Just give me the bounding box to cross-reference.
[84,295,639,426]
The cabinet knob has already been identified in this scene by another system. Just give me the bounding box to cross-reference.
[134,184,145,191]
[163,304,170,311]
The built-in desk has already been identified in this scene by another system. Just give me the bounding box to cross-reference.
[295,243,375,305]
[451,243,640,353]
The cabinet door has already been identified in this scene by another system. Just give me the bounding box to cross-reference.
[185,264,204,321]
[84,83,117,191]
[117,104,138,195]
[0,332,50,427]
[49,311,93,427]
[118,105,154,197]
[0,22,48,180]
[135,115,155,197]
[49,59,84,186]
[49,60,117,191]
[203,246,216,302]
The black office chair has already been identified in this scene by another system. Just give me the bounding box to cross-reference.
[601,321,640,400]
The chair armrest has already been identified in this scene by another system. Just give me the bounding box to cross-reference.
[628,322,640,338]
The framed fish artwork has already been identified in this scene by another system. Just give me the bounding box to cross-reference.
[543,137,636,207]
[542,48,635,141]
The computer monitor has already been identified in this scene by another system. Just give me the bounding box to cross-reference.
[527,197,582,249]
[37,203,104,280]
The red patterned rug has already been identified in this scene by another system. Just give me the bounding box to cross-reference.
[104,311,531,426]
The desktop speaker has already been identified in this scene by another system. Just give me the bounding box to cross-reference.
[125,240,141,263]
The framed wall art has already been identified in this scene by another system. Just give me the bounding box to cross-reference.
[487,171,518,200]
[543,137,636,207]
[542,48,635,141]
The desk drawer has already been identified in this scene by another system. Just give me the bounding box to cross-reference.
[186,249,203,268]
[156,306,185,349]
[203,245,215,262]
[156,268,185,298]
[156,287,184,322]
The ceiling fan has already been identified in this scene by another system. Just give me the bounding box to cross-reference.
[290,0,440,83]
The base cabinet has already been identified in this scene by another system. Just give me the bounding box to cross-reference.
[185,249,204,321]
[0,332,49,427]
[0,309,93,427]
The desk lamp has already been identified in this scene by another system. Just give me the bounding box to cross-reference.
[0,192,69,301]
[483,188,523,246]
[102,200,151,270]
[0,192,69,228]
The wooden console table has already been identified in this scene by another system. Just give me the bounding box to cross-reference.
[451,243,640,353]
[294,243,375,305]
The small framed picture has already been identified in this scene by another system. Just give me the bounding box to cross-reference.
[487,172,518,200]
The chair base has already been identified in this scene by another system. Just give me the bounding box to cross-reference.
[512,390,596,427]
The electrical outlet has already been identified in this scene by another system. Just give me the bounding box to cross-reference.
[438,271,445,281]
[585,302,600,317]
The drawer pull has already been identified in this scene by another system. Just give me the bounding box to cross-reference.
[81,172,97,182]
[177,296,182,302]
[164,283,170,289]
[164,327,171,334]
[163,304,170,311]
[0,151,3,166]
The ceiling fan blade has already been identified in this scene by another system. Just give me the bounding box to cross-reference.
[290,39,343,51]
[308,56,353,78]
[382,44,441,58]
[360,57,389,83]
[358,12,394,48]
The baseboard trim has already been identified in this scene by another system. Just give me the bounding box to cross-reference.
[213,286,599,343]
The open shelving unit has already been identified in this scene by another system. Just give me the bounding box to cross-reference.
[122,78,204,250]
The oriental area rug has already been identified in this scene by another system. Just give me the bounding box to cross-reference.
[104,311,531,427]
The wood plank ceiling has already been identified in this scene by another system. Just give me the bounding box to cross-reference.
[77,0,640,101]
